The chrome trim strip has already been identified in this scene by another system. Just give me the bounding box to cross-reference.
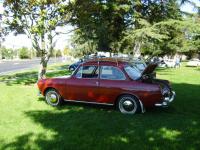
[64,99,114,106]
[169,91,176,103]
[129,94,145,113]
[138,99,145,113]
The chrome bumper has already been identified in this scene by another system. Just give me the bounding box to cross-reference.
[155,91,176,107]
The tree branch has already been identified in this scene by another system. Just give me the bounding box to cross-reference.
[55,28,79,35]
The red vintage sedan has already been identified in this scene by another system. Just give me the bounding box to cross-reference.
[37,58,175,114]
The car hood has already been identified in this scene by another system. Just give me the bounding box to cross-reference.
[141,63,157,76]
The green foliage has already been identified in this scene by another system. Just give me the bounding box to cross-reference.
[55,49,62,57]
[156,19,200,55]
[4,0,71,78]
[3,0,70,78]
[69,0,189,56]
[70,0,133,52]
[0,47,14,59]
[63,47,71,56]
[4,0,200,58]
[70,30,98,57]
[122,18,200,56]
[19,47,30,59]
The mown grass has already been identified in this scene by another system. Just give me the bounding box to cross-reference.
[0,63,200,150]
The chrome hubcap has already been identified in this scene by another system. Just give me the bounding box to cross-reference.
[46,91,59,105]
[119,97,137,114]
[50,94,57,103]
[122,100,134,112]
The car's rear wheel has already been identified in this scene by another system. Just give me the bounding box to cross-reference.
[45,89,63,106]
[117,95,140,114]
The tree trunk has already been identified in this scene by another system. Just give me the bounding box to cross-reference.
[38,55,48,79]
[38,29,48,80]
[133,41,141,57]
[109,51,112,57]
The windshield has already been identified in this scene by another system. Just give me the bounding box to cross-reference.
[124,66,141,80]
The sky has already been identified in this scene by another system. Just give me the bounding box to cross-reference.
[181,0,200,13]
[0,0,200,50]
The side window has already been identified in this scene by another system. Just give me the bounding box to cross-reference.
[100,66,126,80]
[75,66,83,78]
[75,66,98,79]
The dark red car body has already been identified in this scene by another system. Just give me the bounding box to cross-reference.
[37,59,175,113]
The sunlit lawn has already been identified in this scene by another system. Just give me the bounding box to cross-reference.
[0,63,200,150]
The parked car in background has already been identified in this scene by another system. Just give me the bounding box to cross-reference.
[148,56,178,68]
[38,58,175,115]
[164,59,176,68]
[187,59,200,67]
[158,60,167,68]
[68,59,84,71]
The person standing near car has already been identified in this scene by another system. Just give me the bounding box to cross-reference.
[175,56,181,68]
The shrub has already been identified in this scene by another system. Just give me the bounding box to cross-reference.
[19,47,30,59]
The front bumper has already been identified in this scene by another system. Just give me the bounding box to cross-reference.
[38,90,42,96]
[155,91,176,107]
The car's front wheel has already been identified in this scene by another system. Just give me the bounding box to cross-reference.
[117,95,140,114]
[45,89,63,106]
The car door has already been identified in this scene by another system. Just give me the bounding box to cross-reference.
[65,65,100,102]
[97,66,127,104]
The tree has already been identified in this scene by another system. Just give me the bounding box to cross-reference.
[4,0,70,79]
[70,29,97,57]
[69,0,186,56]
[121,19,168,56]
[55,49,62,57]
[63,47,71,56]
[19,47,30,59]
[69,0,133,54]
[129,0,182,56]
[0,46,14,59]
[122,18,200,57]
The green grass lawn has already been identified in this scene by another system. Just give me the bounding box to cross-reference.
[0,63,200,150]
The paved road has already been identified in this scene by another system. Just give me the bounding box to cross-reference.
[0,58,63,75]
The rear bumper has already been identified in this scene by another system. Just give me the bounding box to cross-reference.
[155,91,175,107]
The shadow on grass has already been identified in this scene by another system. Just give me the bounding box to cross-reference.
[0,71,38,85]
[1,83,200,150]
[0,65,71,86]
